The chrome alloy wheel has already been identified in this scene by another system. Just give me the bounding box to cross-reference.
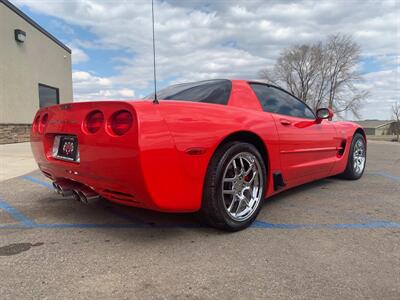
[353,138,366,175]
[221,152,264,222]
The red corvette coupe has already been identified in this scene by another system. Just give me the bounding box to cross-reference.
[31,79,366,231]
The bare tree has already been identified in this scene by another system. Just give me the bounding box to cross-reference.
[260,44,321,103]
[259,34,368,118]
[392,102,400,141]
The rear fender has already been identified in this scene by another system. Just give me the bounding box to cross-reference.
[142,101,280,210]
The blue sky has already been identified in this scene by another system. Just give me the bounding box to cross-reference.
[13,0,400,119]
[18,8,122,77]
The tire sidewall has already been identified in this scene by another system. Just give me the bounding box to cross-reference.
[212,142,266,230]
[348,133,367,179]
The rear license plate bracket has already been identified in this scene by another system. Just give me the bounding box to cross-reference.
[53,135,80,162]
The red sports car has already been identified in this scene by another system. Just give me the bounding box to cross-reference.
[31,79,367,231]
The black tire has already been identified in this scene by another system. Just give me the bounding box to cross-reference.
[340,133,367,180]
[200,141,267,231]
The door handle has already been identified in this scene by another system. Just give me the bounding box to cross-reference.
[280,119,292,125]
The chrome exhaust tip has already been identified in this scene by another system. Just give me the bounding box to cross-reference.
[76,190,99,204]
[60,189,73,197]
[52,180,99,203]
[52,182,61,194]
[52,181,73,197]
[77,191,88,204]
[72,190,81,202]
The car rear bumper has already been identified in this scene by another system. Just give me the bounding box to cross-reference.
[30,101,206,213]
[30,102,162,211]
[32,138,157,209]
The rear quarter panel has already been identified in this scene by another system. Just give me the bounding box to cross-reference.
[133,100,280,212]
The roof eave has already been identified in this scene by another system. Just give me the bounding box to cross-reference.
[1,0,71,54]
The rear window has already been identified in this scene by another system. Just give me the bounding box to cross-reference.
[144,79,231,105]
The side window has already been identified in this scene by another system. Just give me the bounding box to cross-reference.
[39,84,59,108]
[250,83,315,119]
[144,80,232,105]
[163,80,231,105]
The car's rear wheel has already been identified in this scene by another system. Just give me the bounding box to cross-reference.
[340,133,366,180]
[200,142,266,231]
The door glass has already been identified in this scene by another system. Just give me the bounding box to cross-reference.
[250,83,315,119]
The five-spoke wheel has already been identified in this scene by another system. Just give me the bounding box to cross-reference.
[353,138,366,176]
[201,142,266,231]
[341,133,366,180]
[221,152,263,222]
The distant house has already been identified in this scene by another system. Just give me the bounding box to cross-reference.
[354,120,400,136]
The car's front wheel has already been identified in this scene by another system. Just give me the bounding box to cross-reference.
[340,133,367,180]
[200,142,266,231]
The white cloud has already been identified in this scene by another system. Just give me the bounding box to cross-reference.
[49,19,74,35]
[118,88,135,97]
[357,68,400,119]
[72,71,134,101]
[68,45,89,64]
[15,0,400,119]
[73,71,111,86]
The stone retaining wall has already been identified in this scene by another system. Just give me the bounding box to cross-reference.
[0,124,31,144]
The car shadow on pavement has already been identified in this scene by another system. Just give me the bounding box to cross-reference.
[35,175,340,230]
[0,170,353,232]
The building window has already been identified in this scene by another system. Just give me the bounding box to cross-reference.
[39,84,59,108]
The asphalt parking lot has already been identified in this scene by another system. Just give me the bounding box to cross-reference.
[0,141,399,299]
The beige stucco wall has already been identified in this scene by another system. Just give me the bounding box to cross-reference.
[0,2,72,124]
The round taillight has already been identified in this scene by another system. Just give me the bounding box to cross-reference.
[85,110,104,134]
[38,113,48,134]
[109,110,133,136]
[32,115,40,132]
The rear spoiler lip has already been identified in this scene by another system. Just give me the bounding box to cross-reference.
[36,99,149,112]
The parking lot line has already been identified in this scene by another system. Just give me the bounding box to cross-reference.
[369,171,400,182]
[0,198,37,227]
[252,220,400,229]
[0,174,399,230]
[20,175,53,188]
[1,213,399,230]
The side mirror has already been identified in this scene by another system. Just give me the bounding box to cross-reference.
[316,108,334,122]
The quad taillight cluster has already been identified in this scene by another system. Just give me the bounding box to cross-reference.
[32,110,134,136]
[85,110,134,136]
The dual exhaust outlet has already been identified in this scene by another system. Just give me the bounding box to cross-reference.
[52,181,99,204]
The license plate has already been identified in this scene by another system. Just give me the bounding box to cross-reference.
[53,135,80,162]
